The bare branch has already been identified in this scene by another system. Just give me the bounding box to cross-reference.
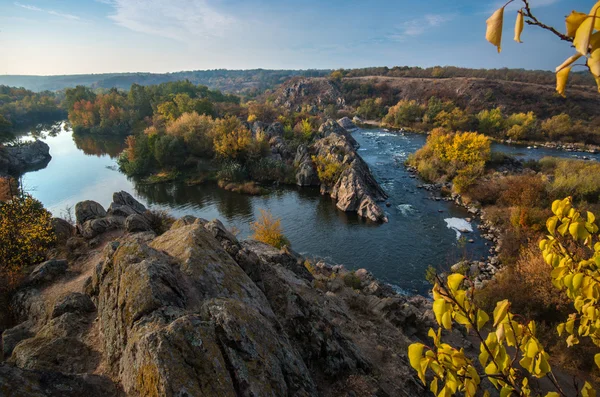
[521,0,573,43]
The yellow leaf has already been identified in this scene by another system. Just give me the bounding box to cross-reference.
[442,311,453,330]
[589,32,600,77]
[447,273,464,291]
[595,353,600,370]
[556,66,571,98]
[477,309,489,330]
[493,299,510,326]
[556,54,583,73]
[514,10,524,43]
[486,7,505,53]
[574,15,595,56]
[546,392,561,397]
[566,11,589,37]
[408,343,424,371]
[595,75,600,93]
[433,299,446,325]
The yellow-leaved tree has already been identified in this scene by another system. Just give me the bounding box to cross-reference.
[485,0,600,96]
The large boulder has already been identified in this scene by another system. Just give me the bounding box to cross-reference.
[28,260,68,286]
[109,191,146,217]
[317,119,358,148]
[50,218,75,244]
[0,140,51,175]
[75,201,107,225]
[124,213,152,233]
[337,116,357,131]
[80,216,124,239]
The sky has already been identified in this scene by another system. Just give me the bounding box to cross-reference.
[0,0,592,75]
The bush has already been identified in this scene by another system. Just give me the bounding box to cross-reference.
[216,161,247,183]
[248,157,294,183]
[0,195,55,289]
[383,100,425,128]
[356,98,385,120]
[409,128,491,192]
[166,112,215,157]
[212,116,252,160]
[312,154,346,186]
[544,159,600,203]
[476,107,505,137]
[143,209,175,235]
[434,107,474,131]
[250,209,290,249]
[506,111,537,141]
[541,113,572,140]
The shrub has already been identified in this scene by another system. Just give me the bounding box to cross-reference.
[476,107,505,137]
[356,97,385,120]
[294,119,315,142]
[166,112,215,157]
[343,272,362,290]
[248,157,293,183]
[0,195,55,289]
[312,154,346,186]
[383,100,425,128]
[506,111,538,141]
[143,209,175,235]
[250,209,290,249]
[541,113,572,140]
[434,107,474,131]
[216,161,247,183]
[542,158,600,203]
[212,116,252,160]
[409,128,491,192]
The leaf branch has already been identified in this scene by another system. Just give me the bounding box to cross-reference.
[520,0,573,43]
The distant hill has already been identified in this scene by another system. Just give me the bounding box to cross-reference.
[273,76,600,120]
[0,69,331,94]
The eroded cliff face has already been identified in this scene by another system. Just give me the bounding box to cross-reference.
[1,192,431,397]
[0,140,51,177]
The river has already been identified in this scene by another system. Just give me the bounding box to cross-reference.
[19,123,600,294]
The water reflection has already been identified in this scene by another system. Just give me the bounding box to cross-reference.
[72,133,126,159]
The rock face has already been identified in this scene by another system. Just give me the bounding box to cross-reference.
[0,140,51,176]
[310,122,388,222]
[75,201,107,225]
[1,193,429,396]
[273,78,345,111]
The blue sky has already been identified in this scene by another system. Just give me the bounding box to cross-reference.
[0,0,592,75]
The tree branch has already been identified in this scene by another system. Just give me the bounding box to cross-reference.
[520,0,573,43]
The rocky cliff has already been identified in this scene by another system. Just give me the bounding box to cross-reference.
[0,192,431,396]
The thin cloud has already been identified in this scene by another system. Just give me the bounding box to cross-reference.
[105,0,235,42]
[389,13,455,41]
[14,2,80,20]
[490,0,560,12]
[14,2,42,12]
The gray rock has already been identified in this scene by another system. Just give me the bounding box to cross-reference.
[2,321,34,359]
[75,201,107,225]
[80,216,124,239]
[125,213,152,233]
[337,117,357,131]
[51,293,95,319]
[50,218,75,244]
[111,191,146,214]
[0,364,119,397]
[0,140,51,175]
[28,259,68,286]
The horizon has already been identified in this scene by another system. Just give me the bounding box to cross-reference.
[0,0,591,75]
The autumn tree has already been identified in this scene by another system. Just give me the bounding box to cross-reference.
[251,209,290,249]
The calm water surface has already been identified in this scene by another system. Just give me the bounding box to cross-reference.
[21,124,598,294]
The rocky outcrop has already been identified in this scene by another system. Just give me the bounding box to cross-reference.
[311,124,388,222]
[0,140,51,176]
[1,193,429,396]
[294,145,320,187]
[274,78,346,111]
[75,201,107,225]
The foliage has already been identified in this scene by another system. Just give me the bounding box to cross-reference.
[409,199,600,396]
[0,195,55,287]
[216,161,247,183]
[294,118,315,142]
[540,158,600,203]
[312,154,345,186]
[212,116,253,160]
[541,114,573,140]
[250,209,290,249]
[435,108,474,131]
[0,85,65,131]
[356,97,385,120]
[409,129,491,193]
[165,112,215,157]
[477,108,505,137]
[383,100,425,128]
[506,112,537,141]
[143,209,175,235]
[484,0,600,96]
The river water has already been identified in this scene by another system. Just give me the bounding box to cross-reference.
[19,124,600,294]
